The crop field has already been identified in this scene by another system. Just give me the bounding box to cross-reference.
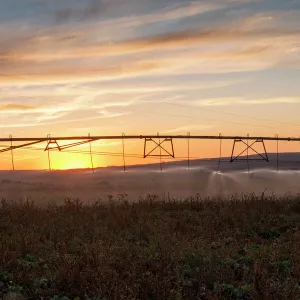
[1,194,300,299]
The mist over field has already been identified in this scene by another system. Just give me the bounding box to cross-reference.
[1,153,300,204]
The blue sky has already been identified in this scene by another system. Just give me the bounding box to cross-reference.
[0,0,300,168]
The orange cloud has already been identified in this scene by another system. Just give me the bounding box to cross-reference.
[0,45,278,85]
[0,104,37,111]
[0,25,298,63]
[0,60,165,84]
[196,97,300,106]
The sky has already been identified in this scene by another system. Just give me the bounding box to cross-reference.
[1,0,300,170]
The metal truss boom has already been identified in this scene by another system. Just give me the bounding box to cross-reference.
[1,133,300,172]
[0,135,299,143]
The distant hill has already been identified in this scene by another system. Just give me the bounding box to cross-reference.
[0,152,299,174]
[106,152,300,172]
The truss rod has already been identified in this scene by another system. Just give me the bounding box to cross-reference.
[0,140,44,153]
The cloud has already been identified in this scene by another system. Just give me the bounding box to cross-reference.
[0,103,37,112]
[161,124,214,134]
[197,97,300,106]
[53,0,230,24]
[0,97,83,115]
[0,77,243,98]
[0,44,286,85]
[97,109,130,119]
[2,26,298,63]
[0,109,131,129]
[0,60,166,84]
[1,3,299,86]
[54,0,109,23]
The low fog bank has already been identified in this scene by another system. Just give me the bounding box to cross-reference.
[0,154,300,204]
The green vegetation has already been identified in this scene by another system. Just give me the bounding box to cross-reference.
[1,194,300,299]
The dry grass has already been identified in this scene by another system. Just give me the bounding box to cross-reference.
[1,194,300,299]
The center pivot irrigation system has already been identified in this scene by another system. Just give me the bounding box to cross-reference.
[0,133,300,172]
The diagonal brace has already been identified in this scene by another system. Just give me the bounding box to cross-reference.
[144,138,175,158]
[45,140,61,151]
[44,138,101,151]
[231,139,269,162]
[0,140,44,153]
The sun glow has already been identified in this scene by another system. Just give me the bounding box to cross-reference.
[50,153,92,170]
[57,160,89,170]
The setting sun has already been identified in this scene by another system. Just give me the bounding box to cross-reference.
[50,153,92,170]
